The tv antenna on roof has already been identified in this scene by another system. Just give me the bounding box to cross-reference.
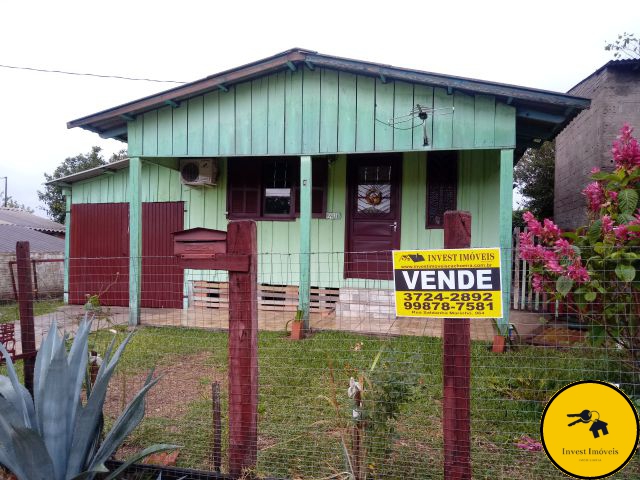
[378,104,455,146]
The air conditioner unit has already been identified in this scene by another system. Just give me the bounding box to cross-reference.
[179,158,218,186]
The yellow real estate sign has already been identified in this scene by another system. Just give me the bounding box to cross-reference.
[392,248,502,318]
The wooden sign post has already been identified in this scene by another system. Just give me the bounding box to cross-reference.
[172,221,257,477]
[442,211,472,479]
[15,241,37,394]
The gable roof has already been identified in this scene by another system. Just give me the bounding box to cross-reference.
[0,207,65,234]
[568,58,640,94]
[68,48,590,156]
[0,225,64,253]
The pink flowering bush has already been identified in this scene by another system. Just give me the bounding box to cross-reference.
[520,124,640,371]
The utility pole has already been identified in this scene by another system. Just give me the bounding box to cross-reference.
[0,176,6,207]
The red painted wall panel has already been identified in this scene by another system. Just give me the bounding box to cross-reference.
[69,203,130,306]
[141,202,184,308]
[69,202,184,308]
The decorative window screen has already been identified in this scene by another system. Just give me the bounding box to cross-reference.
[426,151,458,228]
[356,165,392,214]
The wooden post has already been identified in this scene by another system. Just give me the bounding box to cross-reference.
[498,149,514,334]
[128,157,142,326]
[299,155,312,330]
[16,241,36,394]
[212,381,222,473]
[442,211,472,480]
[227,221,258,477]
[62,187,72,304]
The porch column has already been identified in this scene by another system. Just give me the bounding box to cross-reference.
[498,149,513,334]
[299,155,312,330]
[129,157,142,326]
[62,187,72,304]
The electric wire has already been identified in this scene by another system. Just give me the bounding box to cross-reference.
[0,63,187,84]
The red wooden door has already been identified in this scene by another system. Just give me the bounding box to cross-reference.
[141,202,184,308]
[69,203,130,306]
[346,154,402,280]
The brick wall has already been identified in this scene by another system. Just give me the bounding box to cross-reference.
[0,252,64,301]
[554,67,640,230]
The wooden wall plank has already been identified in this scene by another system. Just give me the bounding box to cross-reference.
[172,104,188,156]
[157,106,173,156]
[203,91,220,155]
[235,82,252,155]
[319,69,338,153]
[143,111,158,156]
[169,169,182,200]
[251,78,269,155]
[148,164,159,202]
[187,96,204,155]
[474,95,495,147]
[302,68,321,154]
[219,87,236,155]
[393,81,416,150]
[412,85,433,150]
[374,79,394,151]
[267,72,285,155]
[494,102,516,147]
[356,76,375,152]
[338,72,357,152]
[452,91,475,148]
[432,87,453,149]
[128,117,143,156]
[157,164,171,201]
[284,70,303,154]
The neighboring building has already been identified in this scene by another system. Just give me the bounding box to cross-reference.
[0,207,66,237]
[52,48,589,325]
[555,59,640,230]
[0,209,65,300]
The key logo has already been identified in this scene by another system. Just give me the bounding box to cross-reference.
[541,380,639,479]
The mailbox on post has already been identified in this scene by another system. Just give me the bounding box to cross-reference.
[172,222,258,476]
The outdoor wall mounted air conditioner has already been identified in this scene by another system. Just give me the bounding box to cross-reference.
[179,158,218,186]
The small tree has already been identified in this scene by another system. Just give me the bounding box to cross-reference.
[513,141,555,220]
[0,195,34,213]
[605,32,640,60]
[520,125,640,386]
[38,147,127,223]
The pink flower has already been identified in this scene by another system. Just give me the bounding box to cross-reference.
[523,211,543,236]
[582,182,605,213]
[612,124,640,171]
[614,225,629,243]
[531,274,544,293]
[545,256,564,275]
[590,166,601,175]
[567,263,590,283]
[554,238,574,257]
[609,190,618,201]
[601,215,614,234]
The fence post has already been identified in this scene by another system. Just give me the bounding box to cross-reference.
[227,221,258,476]
[442,211,472,480]
[16,241,37,394]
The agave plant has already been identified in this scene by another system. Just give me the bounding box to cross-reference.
[0,317,176,480]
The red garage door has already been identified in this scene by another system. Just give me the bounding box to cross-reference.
[69,203,130,306]
[69,202,184,308]
[142,202,184,308]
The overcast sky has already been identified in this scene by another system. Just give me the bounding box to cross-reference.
[1,0,638,217]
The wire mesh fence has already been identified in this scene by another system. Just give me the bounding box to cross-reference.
[2,248,640,479]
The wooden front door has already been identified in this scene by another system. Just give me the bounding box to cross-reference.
[346,154,402,280]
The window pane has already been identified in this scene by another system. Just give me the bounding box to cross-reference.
[426,152,457,227]
[264,188,292,215]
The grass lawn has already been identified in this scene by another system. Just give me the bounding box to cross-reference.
[0,299,63,324]
[88,326,640,480]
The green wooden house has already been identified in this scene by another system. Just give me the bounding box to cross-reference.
[53,48,589,327]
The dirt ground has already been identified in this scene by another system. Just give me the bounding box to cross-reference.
[104,351,221,420]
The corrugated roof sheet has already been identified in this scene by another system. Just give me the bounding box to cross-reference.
[0,207,65,233]
[0,225,64,253]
